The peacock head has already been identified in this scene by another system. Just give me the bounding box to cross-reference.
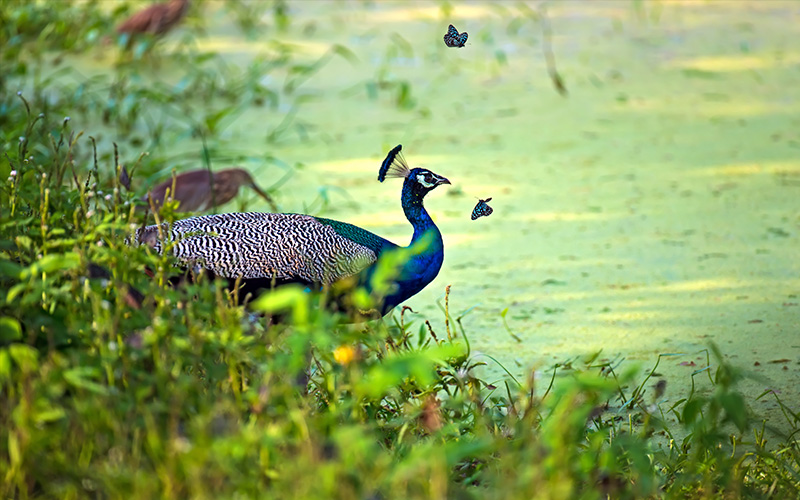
[378,144,450,198]
[406,167,451,196]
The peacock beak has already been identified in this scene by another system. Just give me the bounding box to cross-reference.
[438,176,451,186]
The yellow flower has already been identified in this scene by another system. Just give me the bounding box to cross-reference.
[333,345,357,366]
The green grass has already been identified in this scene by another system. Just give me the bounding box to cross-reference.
[1,2,799,499]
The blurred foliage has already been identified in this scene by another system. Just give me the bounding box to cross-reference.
[1,1,799,499]
[0,0,350,198]
[0,0,109,59]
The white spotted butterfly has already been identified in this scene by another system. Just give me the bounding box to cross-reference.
[443,24,468,48]
[471,198,493,220]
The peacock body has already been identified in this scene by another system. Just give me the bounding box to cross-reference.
[136,145,449,314]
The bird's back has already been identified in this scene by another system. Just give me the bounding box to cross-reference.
[136,212,396,285]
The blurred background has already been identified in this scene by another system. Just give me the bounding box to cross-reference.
[2,0,798,430]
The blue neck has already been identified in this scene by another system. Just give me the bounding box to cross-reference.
[401,181,441,245]
[374,180,444,314]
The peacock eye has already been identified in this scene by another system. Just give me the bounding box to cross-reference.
[415,171,438,188]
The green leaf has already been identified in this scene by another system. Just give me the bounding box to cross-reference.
[0,317,22,342]
[33,405,66,424]
[252,286,307,312]
[0,259,22,278]
[720,392,748,433]
[204,107,235,134]
[8,344,38,372]
[63,367,108,395]
[356,344,463,398]
[14,235,33,250]
[18,252,81,279]
[0,351,11,382]
[682,397,706,427]
[351,288,373,310]
[331,44,359,65]
[6,283,26,304]
[8,432,20,467]
[251,286,310,326]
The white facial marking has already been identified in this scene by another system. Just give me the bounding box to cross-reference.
[416,173,435,188]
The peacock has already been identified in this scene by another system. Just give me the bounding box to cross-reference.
[135,145,450,315]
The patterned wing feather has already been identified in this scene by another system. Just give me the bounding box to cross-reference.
[136,213,394,284]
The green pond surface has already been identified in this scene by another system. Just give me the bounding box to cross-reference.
[56,1,799,430]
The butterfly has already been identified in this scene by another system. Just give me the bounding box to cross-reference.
[443,24,468,48]
[471,198,493,220]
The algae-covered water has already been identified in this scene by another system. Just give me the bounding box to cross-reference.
[58,1,799,427]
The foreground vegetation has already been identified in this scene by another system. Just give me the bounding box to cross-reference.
[1,1,799,498]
